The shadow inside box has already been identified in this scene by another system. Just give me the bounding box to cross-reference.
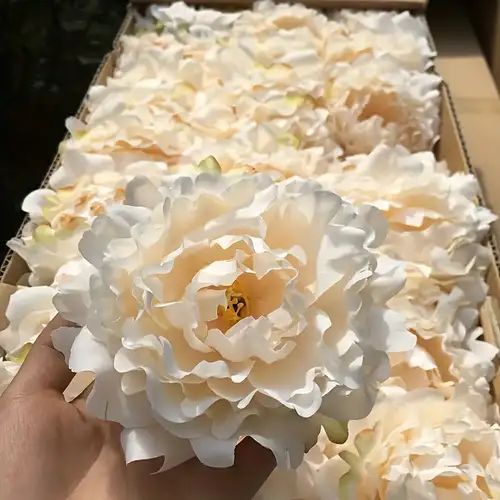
[427,0,484,59]
[0,0,128,262]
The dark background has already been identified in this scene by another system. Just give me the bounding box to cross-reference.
[0,0,127,259]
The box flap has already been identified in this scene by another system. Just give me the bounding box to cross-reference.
[131,0,427,10]
[429,1,500,246]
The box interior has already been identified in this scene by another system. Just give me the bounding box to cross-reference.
[0,1,498,399]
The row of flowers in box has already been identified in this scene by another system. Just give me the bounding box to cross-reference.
[1,2,499,498]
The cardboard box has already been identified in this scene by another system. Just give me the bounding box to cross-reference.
[467,0,500,92]
[1,0,499,395]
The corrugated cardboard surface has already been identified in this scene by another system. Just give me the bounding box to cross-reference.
[429,2,500,249]
[467,0,500,92]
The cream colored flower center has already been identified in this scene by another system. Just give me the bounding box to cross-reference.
[218,283,251,325]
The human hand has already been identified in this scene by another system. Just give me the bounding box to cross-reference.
[0,316,275,500]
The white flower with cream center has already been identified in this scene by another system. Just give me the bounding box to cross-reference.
[326,55,441,155]
[258,391,500,500]
[329,9,435,71]
[54,173,413,470]
[321,145,496,278]
[8,149,169,285]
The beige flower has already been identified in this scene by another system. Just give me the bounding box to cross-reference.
[326,55,441,154]
[8,149,169,285]
[53,173,413,470]
[320,145,496,278]
[258,391,500,500]
[0,285,57,394]
[329,9,435,71]
[386,270,497,410]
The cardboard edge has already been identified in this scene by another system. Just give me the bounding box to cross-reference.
[113,7,136,48]
[435,55,500,399]
[0,51,118,286]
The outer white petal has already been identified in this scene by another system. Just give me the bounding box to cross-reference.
[0,286,57,354]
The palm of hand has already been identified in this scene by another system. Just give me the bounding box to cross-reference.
[0,317,275,500]
[0,337,127,500]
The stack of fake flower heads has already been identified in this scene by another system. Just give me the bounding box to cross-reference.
[1,2,499,497]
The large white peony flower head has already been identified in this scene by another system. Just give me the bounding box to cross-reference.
[326,55,441,154]
[258,390,500,500]
[385,270,498,412]
[53,172,413,470]
[321,145,496,278]
[328,9,435,71]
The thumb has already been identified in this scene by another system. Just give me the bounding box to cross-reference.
[7,315,74,396]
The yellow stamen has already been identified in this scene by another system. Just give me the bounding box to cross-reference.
[284,94,306,108]
[277,132,300,149]
[217,285,250,325]
[172,82,196,100]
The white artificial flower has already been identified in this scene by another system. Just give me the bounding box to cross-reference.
[386,270,497,412]
[53,173,413,470]
[67,2,438,162]
[0,285,57,359]
[139,1,241,38]
[68,33,335,162]
[320,145,496,278]
[326,55,441,154]
[8,221,86,287]
[8,149,169,285]
[336,9,430,39]
[258,390,500,500]
[329,9,435,71]
[243,0,330,36]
